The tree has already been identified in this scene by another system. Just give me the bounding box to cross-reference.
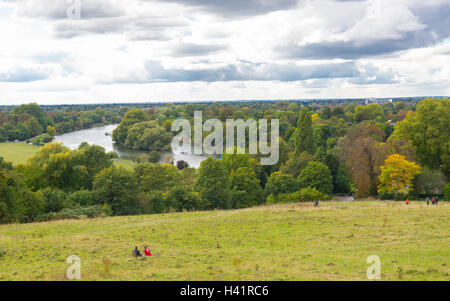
[230,167,263,208]
[294,107,316,155]
[195,158,231,209]
[76,144,112,189]
[93,166,140,215]
[148,150,161,163]
[280,152,314,178]
[112,109,148,144]
[24,143,83,191]
[354,104,385,122]
[338,121,386,196]
[47,126,57,137]
[414,167,446,196]
[135,163,180,193]
[391,98,450,177]
[297,161,333,195]
[124,121,172,150]
[265,172,299,197]
[378,154,421,195]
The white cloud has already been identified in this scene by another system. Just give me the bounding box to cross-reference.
[0,0,448,104]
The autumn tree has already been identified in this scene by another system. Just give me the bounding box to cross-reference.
[338,121,386,196]
[378,154,421,195]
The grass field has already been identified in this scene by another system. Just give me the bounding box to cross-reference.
[0,142,39,165]
[112,159,135,170]
[0,201,448,281]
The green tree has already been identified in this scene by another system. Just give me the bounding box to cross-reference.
[76,143,112,189]
[195,158,231,209]
[112,109,148,144]
[230,167,263,208]
[265,171,299,197]
[280,152,314,178]
[297,161,333,195]
[148,150,161,163]
[294,107,316,155]
[392,98,450,177]
[93,166,140,215]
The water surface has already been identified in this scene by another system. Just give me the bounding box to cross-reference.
[54,124,207,168]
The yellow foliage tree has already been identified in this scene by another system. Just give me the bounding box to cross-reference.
[378,154,421,195]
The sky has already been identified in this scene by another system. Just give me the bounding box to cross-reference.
[0,0,449,105]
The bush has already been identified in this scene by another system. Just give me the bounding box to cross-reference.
[266,187,327,204]
[69,190,94,206]
[39,188,70,213]
[42,135,53,143]
[444,183,450,201]
[379,193,394,200]
[36,205,109,222]
[107,151,119,159]
[298,187,328,202]
[148,151,161,164]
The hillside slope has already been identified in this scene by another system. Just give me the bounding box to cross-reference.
[0,201,448,281]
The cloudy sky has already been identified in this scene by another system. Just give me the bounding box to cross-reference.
[0,0,449,104]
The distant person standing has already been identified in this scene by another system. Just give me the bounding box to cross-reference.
[435,195,439,205]
[406,198,410,206]
[426,197,430,206]
[314,201,319,208]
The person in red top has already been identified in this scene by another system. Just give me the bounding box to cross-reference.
[406,199,410,205]
[144,246,152,256]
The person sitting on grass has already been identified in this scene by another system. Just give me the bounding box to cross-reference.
[144,246,152,256]
[132,246,142,257]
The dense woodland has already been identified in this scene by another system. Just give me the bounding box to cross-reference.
[0,98,449,224]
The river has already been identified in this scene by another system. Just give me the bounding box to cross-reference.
[54,124,208,168]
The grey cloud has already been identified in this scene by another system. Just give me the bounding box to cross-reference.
[279,1,450,59]
[111,60,360,83]
[15,0,125,20]
[171,43,228,57]
[151,0,301,17]
[0,67,50,82]
[350,64,398,85]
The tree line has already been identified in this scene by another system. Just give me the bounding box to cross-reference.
[0,98,448,223]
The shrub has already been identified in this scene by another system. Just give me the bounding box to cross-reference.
[266,187,327,204]
[69,190,94,206]
[379,193,394,200]
[36,205,109,222]
[136,153,149,163]
[148,151,161,164]
[42,135,53,143]
[40,188,71,213]
[298,187,328,202]
[107,151,119,159]
[444,183,450,201]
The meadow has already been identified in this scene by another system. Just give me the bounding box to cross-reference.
[0,201,448,281]
[0,142,39,165]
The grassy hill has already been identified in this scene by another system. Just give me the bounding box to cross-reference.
[0,142,39,165]
[0,201,448,281]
